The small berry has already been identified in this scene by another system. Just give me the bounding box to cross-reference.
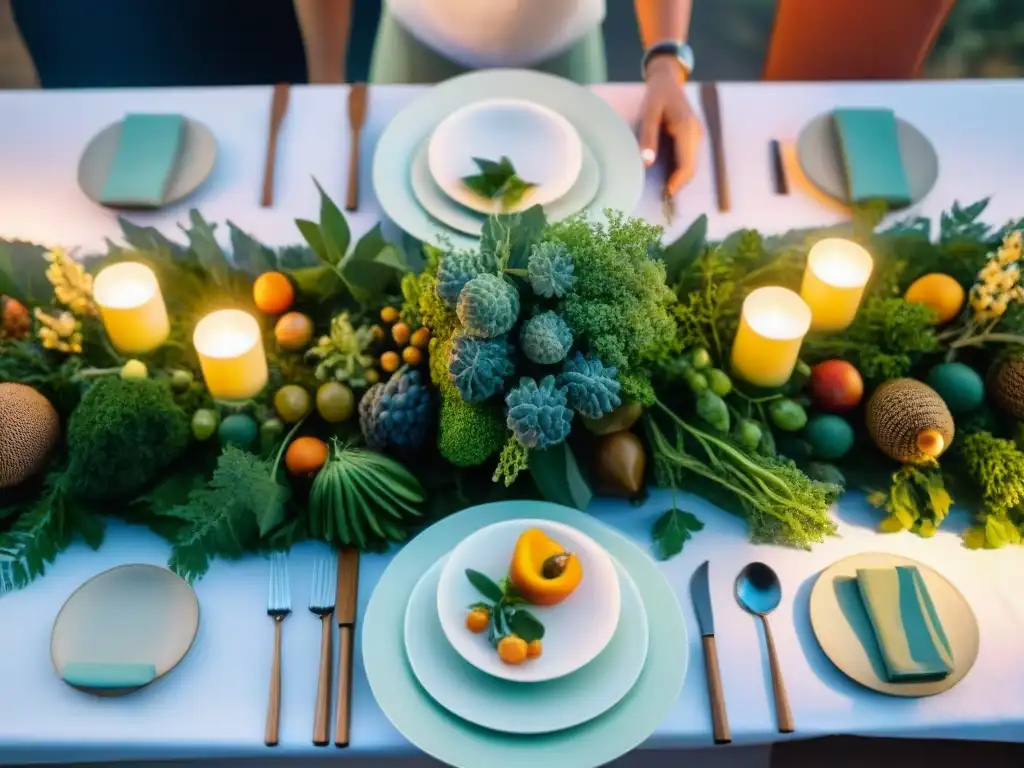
[392,322,411,346]
[380,306,400,324]
[402,346,423,366]
[411,327,431,349]
[365,369,381,385]
[497,635,528,665]
[466,608,489,633]
[380,351,401,372]
[526,639,543,658]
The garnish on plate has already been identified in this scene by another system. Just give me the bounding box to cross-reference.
[464,567,546,665]
[508,528,582,605]
[460,156,537,210]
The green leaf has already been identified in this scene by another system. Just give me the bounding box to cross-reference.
[182,210,231,288]
[118,218,188,258]
[661,214,707,283]
[506,608,545,643]
[349,223,389,263]
[651,507,704,560]
[466,568,503,602]
[0,240,51,305]
[285,265,344,302]
[528,442,592,511]
[295,219,329,262]
[314,179,351,264]
[984,516,1021,549]
[228,222,277,275]
[375,244,415,273]
[482,205,547,271]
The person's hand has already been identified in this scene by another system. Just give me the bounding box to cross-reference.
[637,56,703,196]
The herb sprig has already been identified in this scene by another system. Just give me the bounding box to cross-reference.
[461,156,537,210]
[465,568,545,645]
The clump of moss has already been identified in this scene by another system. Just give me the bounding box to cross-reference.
[66,377,190,501]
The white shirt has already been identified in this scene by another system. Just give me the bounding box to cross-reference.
[386,0,607,68]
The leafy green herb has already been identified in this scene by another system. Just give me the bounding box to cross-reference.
[507,608,545,643]
[652,506,704,560]
[461,156,537,209]
[866,462,951,537]
[958,432,1024,548]
[466,568,504,602]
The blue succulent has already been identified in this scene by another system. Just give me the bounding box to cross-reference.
[505,375,573,450]
[457,273,521,339]
[527,242,575,298]
[520,311,573,365]
[359,369,433,454]
[560,353,622,419]
[435,249,496,308]
[447,332,516,404]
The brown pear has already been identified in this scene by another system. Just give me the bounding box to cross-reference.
[592,430,646,497]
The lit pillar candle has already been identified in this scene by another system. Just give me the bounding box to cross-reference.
[93,263,170,354]
[730,286,812,388]
[193,310,268,400]
[800,238,874,332]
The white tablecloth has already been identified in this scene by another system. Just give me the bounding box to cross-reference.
[1,80,1023,765]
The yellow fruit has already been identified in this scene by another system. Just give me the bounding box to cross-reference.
[904,274,965,325]
[365,368,381,385]
[253,272,295,315]
[402,346,423,366]
[274,312,314,351]
[380,306,400,324]
[866,378,954,464]
[120,359,148,380]
[526,639,543,658]
[497,635,528,665]
[274,385,312,423]
[410,327,431,349]
[0,384,60,489]
[316,382,355,423]
[392,322,411,346]
[380,351,401,373]
[466,608,489,633]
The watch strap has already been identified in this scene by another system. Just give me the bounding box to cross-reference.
[642,40,694,80]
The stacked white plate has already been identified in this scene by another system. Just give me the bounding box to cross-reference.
[373,70,646,248]
[362,501,688,768]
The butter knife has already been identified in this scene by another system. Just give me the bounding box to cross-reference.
[691,560,731,744]
[345,83,368,212]
[334,548,360,747]
[699,82,730,212]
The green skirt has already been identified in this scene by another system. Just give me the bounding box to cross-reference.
[369,8,607,85]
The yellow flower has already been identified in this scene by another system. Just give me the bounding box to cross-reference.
[980,260,1003,283]
[998,267,1020,293]
[990,296,1010,317]
[44,247,96,316]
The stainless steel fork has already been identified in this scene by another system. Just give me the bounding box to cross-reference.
[265,551,291,747]
[310,553,338,746]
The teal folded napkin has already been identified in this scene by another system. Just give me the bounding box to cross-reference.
[832,108,911,206]
[61,661,157,689]
[100,113,185,208]
[855,565,953,682]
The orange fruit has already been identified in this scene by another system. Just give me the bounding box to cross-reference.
[253,272,294,315]
[274,312,314,350]
[380,306,400,324]
[526,639,542,659]
[410,327,431,349]
[392,322,411,346]
[380,351,401,373]
[904,274,965,325]
[285,436,328,477]
[497,635,527,665]
[465,608,489,633]
[402,346,422,366]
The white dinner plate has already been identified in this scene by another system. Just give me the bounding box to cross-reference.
[411,140,601,237]
[428,98,583,215]
[373,69,645,248]
[436,519,621,683]
[406,554,648,734]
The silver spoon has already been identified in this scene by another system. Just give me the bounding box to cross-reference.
[735,562,794,733]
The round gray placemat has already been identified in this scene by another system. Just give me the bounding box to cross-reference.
[796,112,938,209]
[78,118,217,208]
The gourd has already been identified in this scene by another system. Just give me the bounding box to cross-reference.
[0,383,60,488]
[988,356,1024,419]
[866,378,954,464]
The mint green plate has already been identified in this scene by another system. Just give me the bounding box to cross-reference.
[372,69,645,249]
[405,554,649,734]
[363,501,687,768]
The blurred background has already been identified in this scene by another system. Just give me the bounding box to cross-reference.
[9,0,1024,89]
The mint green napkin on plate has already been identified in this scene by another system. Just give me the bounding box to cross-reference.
[833,108,911,206]
[61,661,157,689]
[855,565,953,682]
[100,113,185,208]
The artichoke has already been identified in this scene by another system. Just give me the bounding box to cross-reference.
[520,311,573,365]
[447,332,516,404]
[559,352,622,419]
[505,375,573,450]
[435,249,496,309]
[527,241,575,298]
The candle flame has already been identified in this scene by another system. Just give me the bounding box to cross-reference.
[808,238,873,288]
[93,262,158,309]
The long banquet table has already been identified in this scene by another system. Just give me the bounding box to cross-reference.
[1,79,1024,765]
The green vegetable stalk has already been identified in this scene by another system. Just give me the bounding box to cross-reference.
[647,400,839,549]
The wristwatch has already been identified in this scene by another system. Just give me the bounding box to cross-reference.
[641,40,695,80]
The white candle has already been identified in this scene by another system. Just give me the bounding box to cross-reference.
[730,286,812,388]
[93,263,170,354]
[193,310,268,400]
[801,238,874,332]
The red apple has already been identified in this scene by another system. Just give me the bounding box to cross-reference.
[808,360,864,412]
